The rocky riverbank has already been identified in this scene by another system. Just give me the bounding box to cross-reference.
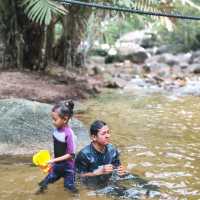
[86,30,200,96]
[0,69,103,103]
[1,29,200,102]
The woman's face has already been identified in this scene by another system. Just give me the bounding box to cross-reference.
[93,125,111,146]
[51,112,67,128]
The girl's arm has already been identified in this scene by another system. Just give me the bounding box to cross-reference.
[49,153,72,163]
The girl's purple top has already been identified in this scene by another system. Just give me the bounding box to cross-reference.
[53,126,77,168]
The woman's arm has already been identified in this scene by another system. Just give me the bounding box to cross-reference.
[79,164,114,177]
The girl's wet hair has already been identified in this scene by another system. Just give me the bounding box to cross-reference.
[52,100,74,118]
[90,120,107,136]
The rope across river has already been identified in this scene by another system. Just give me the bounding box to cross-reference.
[60,0,200,21]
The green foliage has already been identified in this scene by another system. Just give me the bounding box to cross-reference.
[154,0,200,52]
[84,0,179,46]
[90,0,200,51]
[21,0,67,25]
[157,22,200,52]
[101,15,148,44]
[1,0,200,54]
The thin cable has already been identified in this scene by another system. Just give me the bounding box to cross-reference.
[59,0,200,21]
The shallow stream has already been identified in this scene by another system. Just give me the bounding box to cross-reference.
[0,90,200,199]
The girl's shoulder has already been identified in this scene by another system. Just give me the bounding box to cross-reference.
[64,126,73,135]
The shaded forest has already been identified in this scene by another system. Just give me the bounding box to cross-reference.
[0,0,200,72]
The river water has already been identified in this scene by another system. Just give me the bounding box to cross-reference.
[0,90,200,199]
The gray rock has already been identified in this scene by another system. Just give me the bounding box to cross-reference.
[116,30,155,47]
[155,45,173,54]
[158,53,179,66]
[144,61,170,76]
[126,51,149,63]
[0,99,89,155]
[179,63,189,71]
[175,80,200,96]
[105,78,128,89]
[176,53,192,64]
[89,56,105,65]
[116,43,145,57]
[190,50,200,64]
[104,54,124,64]
[190,63,200,74]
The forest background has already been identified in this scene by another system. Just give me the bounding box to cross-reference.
[0,0,200,101]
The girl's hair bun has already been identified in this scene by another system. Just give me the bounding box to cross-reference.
[52,100,74,119]
[65,100,74,111]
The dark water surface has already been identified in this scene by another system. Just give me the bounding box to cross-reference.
[0,90,200,199]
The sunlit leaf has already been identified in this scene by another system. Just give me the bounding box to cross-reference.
[22,0,67,25]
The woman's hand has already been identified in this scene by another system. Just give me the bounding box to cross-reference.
[93,164,113,176]
[117,165,126,176]
[103,164,113,174]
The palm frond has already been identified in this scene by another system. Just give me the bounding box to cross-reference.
[21,0,67,25]
[180,0,200,11]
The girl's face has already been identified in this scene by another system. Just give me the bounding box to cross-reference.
[92,125,111,146]
[51,112,67,128]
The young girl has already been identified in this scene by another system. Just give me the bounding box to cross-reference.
[36,100,78,194]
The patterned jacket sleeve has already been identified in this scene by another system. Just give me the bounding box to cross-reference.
[75,151,89,174]
[111,148,121,167]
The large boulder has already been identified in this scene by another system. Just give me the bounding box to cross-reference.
[116,30,156,48]
[113,30,154,64]
[115,43,149,63]
[104,43,149,64]
[156,53,180,66]
[126,51,149,63]
[0,99,89,155]
[154,45,173,55]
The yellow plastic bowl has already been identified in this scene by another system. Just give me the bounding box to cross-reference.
[32,150,51,167]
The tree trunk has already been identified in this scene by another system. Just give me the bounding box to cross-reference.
[2,0,18,68]
[2,2,92,71]
[46,23,55,63]
[23,23,45,70]
[60,6,92,70]
[1,1,47,70]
